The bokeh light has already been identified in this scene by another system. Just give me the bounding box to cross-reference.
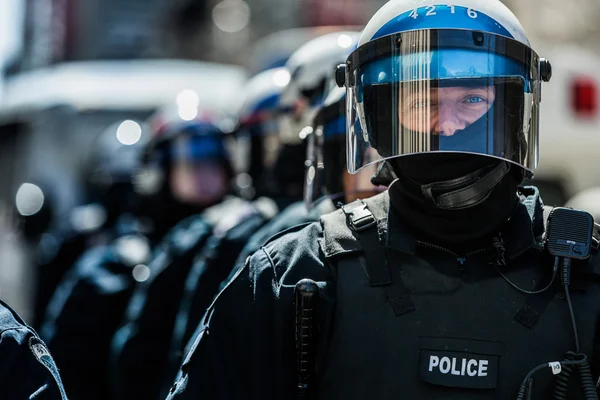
[15,183,44,216]
[212,0,251,33]
[116,120,142,145]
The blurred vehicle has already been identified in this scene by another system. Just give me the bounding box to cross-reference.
[0,59,247,219]
[527,41,600,206]
[565,187,600,221]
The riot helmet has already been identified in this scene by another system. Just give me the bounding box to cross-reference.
[305,78,390,209]
[234,67,291,198]
[134,100,234,226]
[337,0,552,210]
[278,30,361,201]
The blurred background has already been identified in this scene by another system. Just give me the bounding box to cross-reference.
[0,0,598,320]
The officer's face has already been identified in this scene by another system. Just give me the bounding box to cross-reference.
[398,86,496,136]
[170,161,228,207]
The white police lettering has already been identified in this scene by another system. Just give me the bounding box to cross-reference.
[451,358,460,375]
[467,359,478,376]
[439,357,451,373]
[425,5,436,16]
[478,360,488,377]
[429,355,440,371]
[429,356,490,377]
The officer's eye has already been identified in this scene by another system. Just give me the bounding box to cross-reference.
[464,96,486,104]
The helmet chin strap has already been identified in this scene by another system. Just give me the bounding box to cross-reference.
[420,161,510,210]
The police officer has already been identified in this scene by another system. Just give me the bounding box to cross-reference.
[167,1,600,399]
[0,299,68,399]
[167,32,397,383]
[108,93,282,400]
[31,122,145,329]
[40,107,235,400]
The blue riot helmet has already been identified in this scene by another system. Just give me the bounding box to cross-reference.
[305,80,390,209]
[279,31,361,143]
[134,102,234,232]
[278,30,361,201]
[337,0,552,210]
[234,67,291,198]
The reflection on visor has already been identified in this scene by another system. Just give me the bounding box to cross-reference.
[347,29,541,174]
[365,78,525,162]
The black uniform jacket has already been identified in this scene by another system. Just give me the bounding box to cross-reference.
[0,299,68,399]
[167,188,600,400]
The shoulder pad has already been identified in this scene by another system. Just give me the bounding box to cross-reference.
[252,196,279,220]
[212,201,259,238]
[201,197,249,226]
[320,191,389,259]
[114,234,152,266]
[168,217,211,254]
[262,221,315,248]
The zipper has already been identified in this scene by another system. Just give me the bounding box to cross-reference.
[416,240,487,266]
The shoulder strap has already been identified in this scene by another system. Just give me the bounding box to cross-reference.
[319,191,389,259]
[341,200,390,286]
[320,192,415,317]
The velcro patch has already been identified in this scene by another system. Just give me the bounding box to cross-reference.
[419,337,504,390]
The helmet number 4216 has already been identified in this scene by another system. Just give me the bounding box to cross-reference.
[409,5,478,19]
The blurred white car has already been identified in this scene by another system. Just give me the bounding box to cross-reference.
[528,42,600,206]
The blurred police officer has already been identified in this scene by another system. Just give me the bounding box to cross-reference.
[40,106,234,400]
[166,33,399,388]
[31,121,145,328]
[108,94,282,400]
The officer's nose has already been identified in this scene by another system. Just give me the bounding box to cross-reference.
[434,103,465,137]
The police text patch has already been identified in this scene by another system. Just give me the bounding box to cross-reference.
[419,337,505,389]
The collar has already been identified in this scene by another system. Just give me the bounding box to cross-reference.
[385,191,540,259]
[501,202,540,260]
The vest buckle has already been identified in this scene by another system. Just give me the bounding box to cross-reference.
[349,204,377,232]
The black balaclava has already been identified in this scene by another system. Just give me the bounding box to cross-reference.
[389,152,522,253]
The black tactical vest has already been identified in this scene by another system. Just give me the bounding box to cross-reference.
[316,190,600,399]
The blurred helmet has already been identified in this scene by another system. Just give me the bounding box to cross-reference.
[85,120,147,193]
[278,30,361,144]
[339,0,552,177]
[134,102,233,197]
[245,26,365,74]
[234,67,291,196]
[304,77,389,209]
[82,120,147,221]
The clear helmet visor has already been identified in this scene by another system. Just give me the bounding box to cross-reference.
[346,29,541,175]
[303,122,386,210]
